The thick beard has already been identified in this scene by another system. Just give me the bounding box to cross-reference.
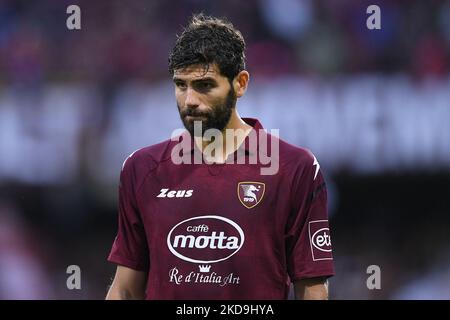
[178,86,237,137]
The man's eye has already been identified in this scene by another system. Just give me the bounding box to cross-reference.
[197,82,213,90]
[176,82,187,89]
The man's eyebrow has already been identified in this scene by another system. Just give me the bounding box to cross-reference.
[191,77,217,83]
[173,76,218,84]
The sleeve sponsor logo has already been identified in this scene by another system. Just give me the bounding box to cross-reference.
[308,220,333,261]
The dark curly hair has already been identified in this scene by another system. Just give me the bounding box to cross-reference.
[168,14,246,82]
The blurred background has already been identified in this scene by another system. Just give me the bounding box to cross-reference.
[1,0,450,299]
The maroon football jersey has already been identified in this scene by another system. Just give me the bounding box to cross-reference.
[108,118,334,299]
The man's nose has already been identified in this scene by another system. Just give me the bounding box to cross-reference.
[185,87,200,108]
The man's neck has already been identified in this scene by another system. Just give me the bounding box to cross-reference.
[194,110,253,163]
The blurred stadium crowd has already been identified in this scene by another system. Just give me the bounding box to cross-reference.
[1,0,450,82]
[0,0,450,299]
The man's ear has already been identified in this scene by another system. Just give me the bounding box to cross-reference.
[233,70,250,98]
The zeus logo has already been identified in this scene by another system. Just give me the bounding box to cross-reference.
[157,188,193,198]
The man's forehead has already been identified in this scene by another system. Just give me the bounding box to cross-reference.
[173,64,221,79]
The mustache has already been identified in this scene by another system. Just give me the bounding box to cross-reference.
[180,109,210,118]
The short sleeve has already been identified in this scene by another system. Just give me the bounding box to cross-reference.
[107,155,149,271]
[285,152,335,281]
